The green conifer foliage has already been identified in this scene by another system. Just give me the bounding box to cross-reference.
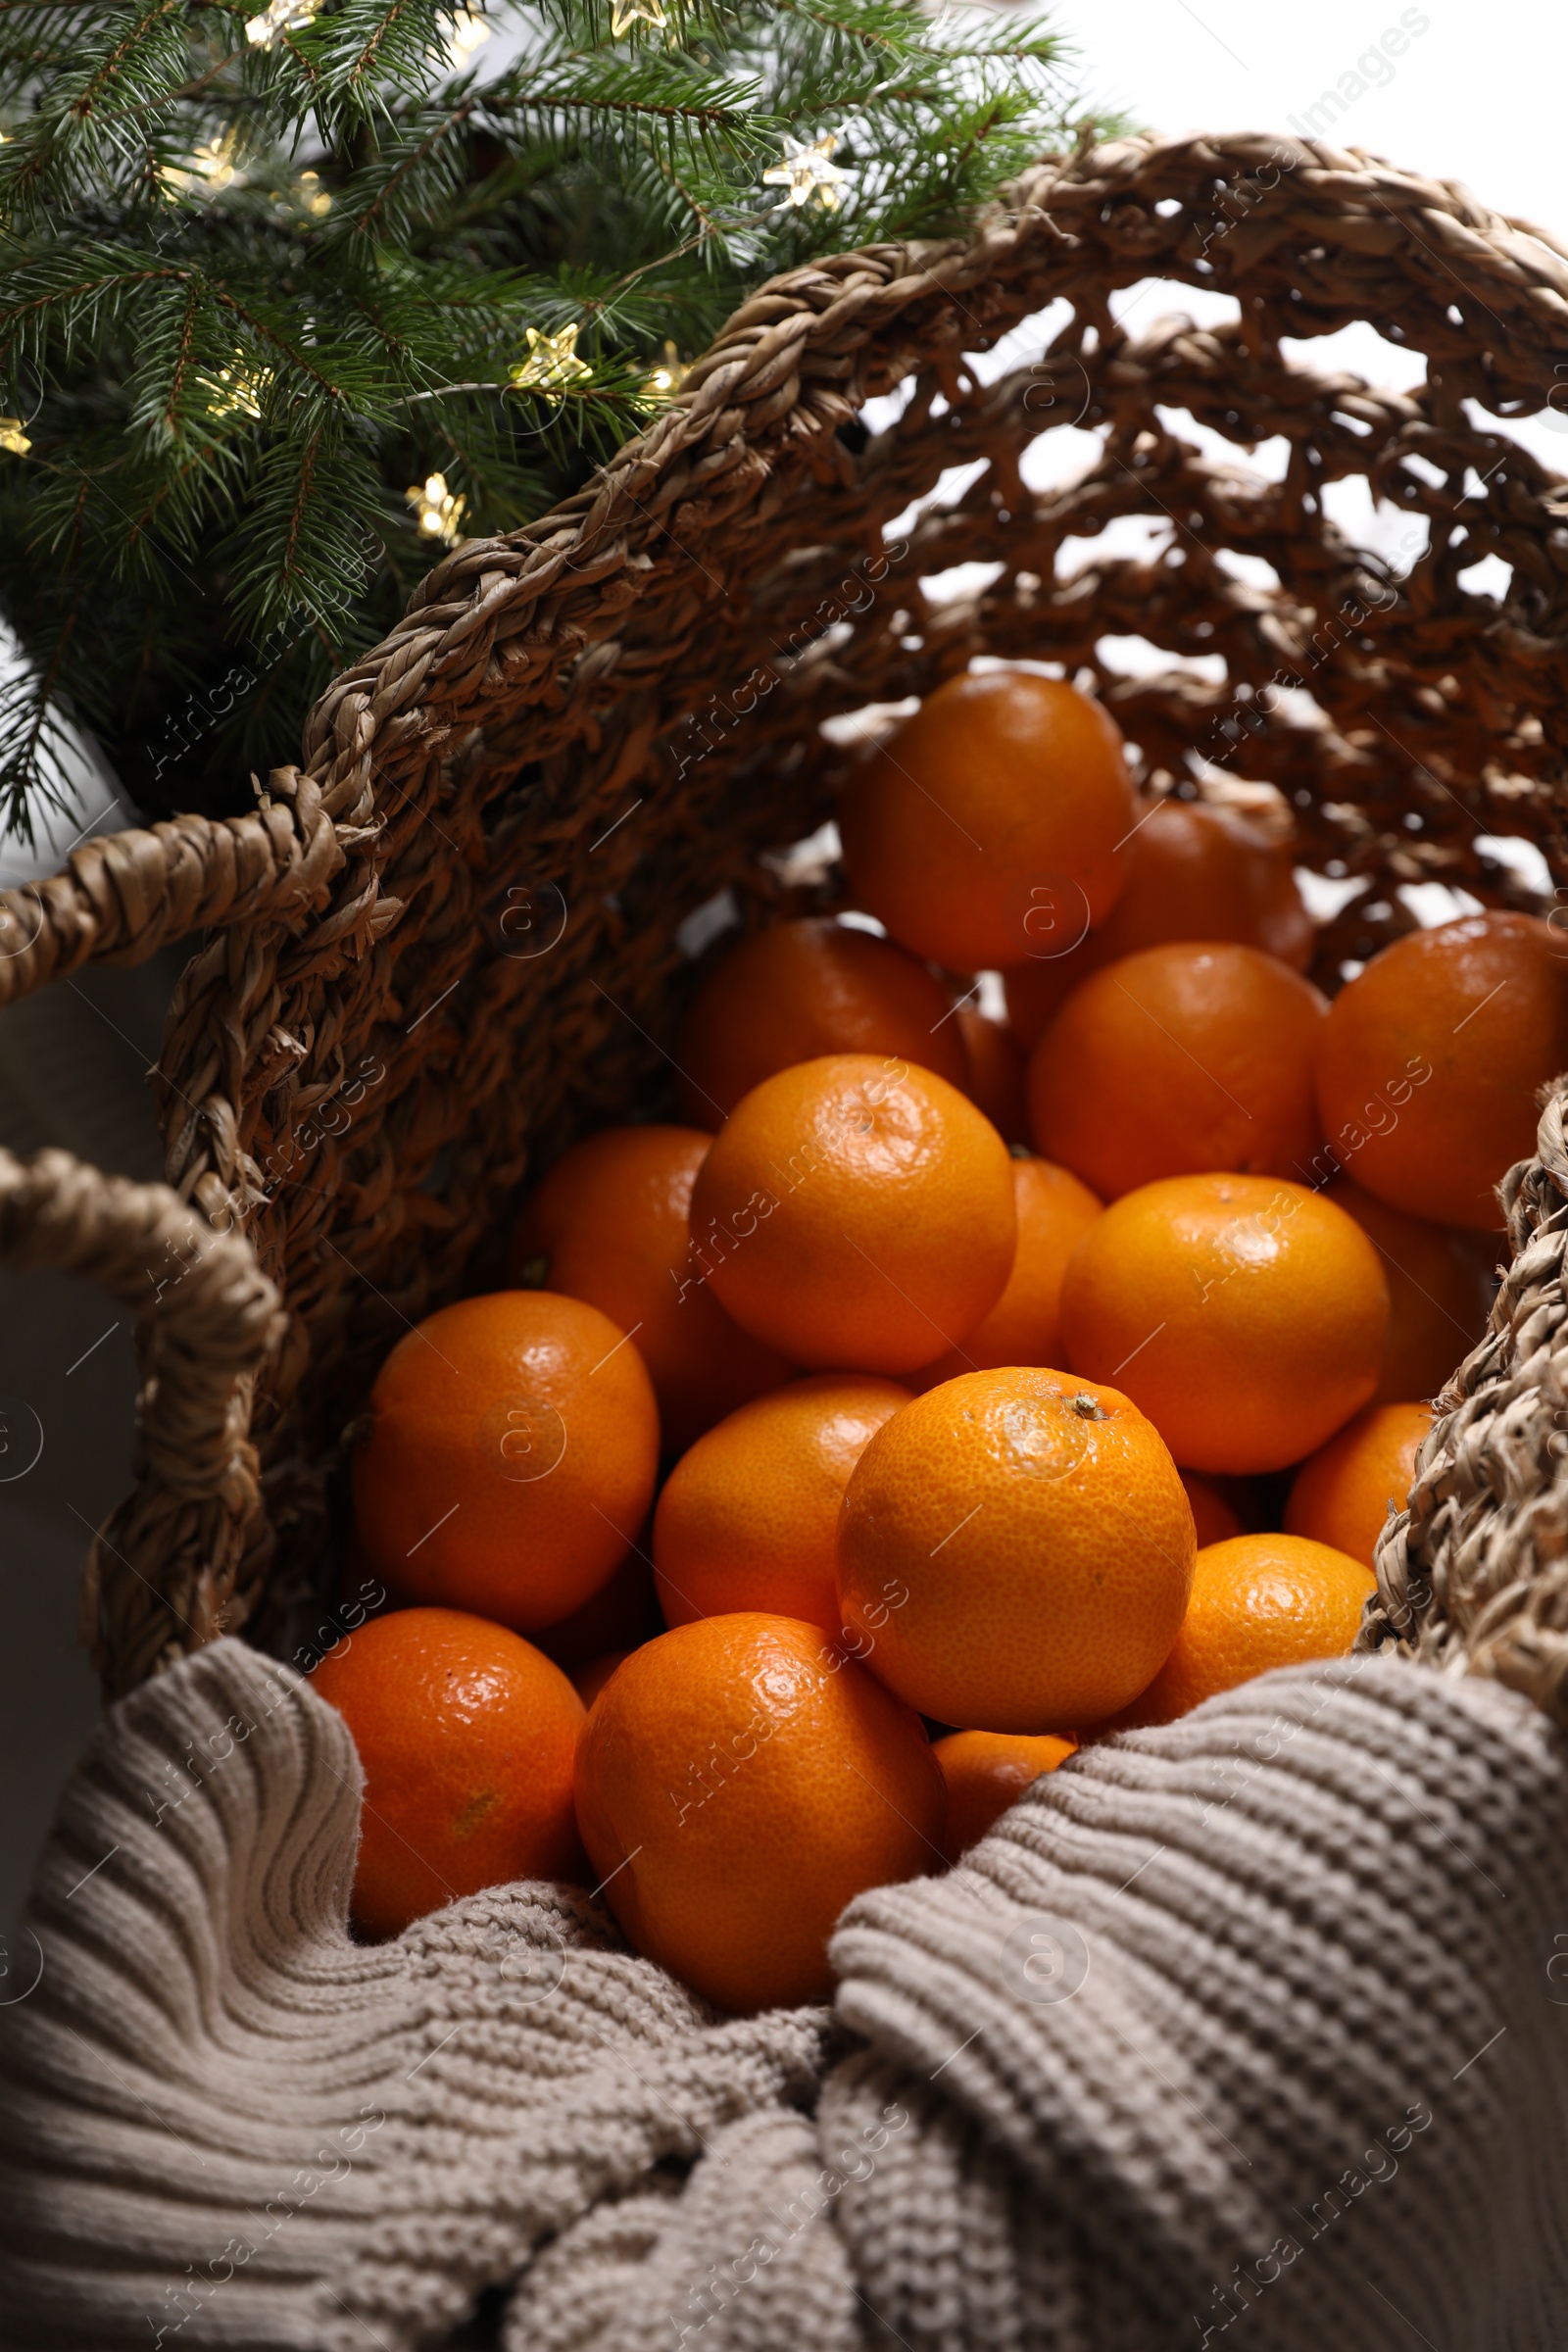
[0,0,1078,828]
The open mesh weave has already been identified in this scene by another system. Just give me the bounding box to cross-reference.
[0,133,1566,1699]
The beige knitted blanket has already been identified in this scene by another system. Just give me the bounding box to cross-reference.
[2,1636,1564,2350]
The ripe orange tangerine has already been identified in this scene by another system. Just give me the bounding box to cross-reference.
[1060,1174,1389,1474]
[573,1650,632,1709]
[956,1003,1029,1144]
[838,670,1137,970]
[835,1367,1195,1732]
[934,1729,1077,1864]
[1328,1181,1492,1404]
[688,1054,1015,1374]
[573,1612,944,2012]
[1180,1470,1245,1548]
[671,916,967,1128]
[312,1607,586,1937]
[1004,795,1314,1051]
[1028,941,1329,1200]
[352,1291,660,1634]
[534,1545,661,1674]
[1119,1534,1375,1726]
[909,1154,1102,1389]
[1285,1400,1433,1571]
[509,1124,790,1455]
[654,1374,909,1635]
[1314,910,1568,1229]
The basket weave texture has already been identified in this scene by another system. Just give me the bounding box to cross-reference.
[3,132,1568,1700]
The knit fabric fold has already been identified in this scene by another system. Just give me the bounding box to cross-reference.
[0,1643,834,2351]
[828,1657,1568,2349]
[4,1637,1567,2351]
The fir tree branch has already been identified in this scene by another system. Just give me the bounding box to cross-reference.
[68,0,182,122]
[277,422,319,591]
[161,276,200,437]
[338,89,480,244]
[14,603,78,789]
[0,0,1088,824]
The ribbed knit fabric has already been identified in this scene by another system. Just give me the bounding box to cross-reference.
[3,1638,1566,2350]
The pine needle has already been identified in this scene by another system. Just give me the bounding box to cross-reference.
[0,0,1087,829]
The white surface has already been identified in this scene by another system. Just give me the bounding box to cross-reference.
[1053,1,1568,247]
[1039,9,1568,470]
[0,772,130,889]
[0,619,132,887]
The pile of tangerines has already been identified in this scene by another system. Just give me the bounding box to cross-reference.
[314,667,1566,2015]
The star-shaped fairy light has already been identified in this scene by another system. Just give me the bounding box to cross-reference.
[508,321,593,398]
[645,338,689,399]
[762,130,849,212]
[0,419,31,457]
[161,126,242,200]
[202,356,271,421]
[611,0,665,35]
[406,471,467,544]
[246,0,318,47]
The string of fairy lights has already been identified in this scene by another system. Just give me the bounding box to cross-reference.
[0,2,855,529]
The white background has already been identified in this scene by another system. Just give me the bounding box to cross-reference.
[1049,0,1565,244]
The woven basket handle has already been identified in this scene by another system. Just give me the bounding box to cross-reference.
[0,767,344,1011]
[0,1148,283,1696]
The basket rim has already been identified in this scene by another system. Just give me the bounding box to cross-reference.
[10,126,1568,1699]
[1,127,1567,1012]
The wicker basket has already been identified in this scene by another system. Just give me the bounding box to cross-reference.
[6,130,1568,1711]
